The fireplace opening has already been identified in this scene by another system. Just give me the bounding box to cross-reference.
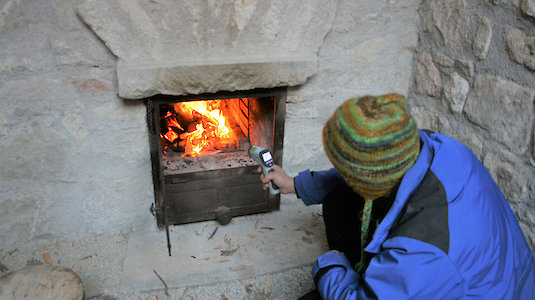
[147,89,285,229]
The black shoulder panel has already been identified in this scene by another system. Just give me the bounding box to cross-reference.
[388,169,449,254]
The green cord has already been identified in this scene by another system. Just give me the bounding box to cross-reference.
[355,199,373,273]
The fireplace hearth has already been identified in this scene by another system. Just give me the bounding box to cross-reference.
[147,89,286,233]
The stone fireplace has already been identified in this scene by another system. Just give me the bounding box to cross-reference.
[75,0,337,236]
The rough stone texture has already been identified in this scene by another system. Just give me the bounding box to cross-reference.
[455,58,475,78]
[520,222,535,252]
[456,131,483,160]
[464,75,534,155]
[117,58,318,98]
[411,105,450,133]
[425,0,469,50]
[76,0,337,99]
[473,16,493,60]
[443,72,469,113]
[505,28,535,70]
[521,0,535,18]
[433,52,455,67]
[490,0,509,5]
[0,265,84,300]
[483,152,528,203]
[345,37,390,64]
[76,0,337,61]
[414,52,442,97]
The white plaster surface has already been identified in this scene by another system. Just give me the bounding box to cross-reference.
[120,197,327,292]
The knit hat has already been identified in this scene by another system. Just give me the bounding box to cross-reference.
[323,93,420,200]
[322,93,420,272]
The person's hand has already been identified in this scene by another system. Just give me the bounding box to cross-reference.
[258,164,296,194]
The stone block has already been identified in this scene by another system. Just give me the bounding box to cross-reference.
[483,152,528,203]
[455,59,475,78]
[464,75,535,155]
[505,28,535,70]
[473,16,492,60]
[414,52,442,97]
[521,0,535,18]
[117,58,318,98]
[443,72,469,113]
[519,222,534,251]
[411,105,449,133]
[76,0,337,99]
[425,0,469,50]
[489,0,509,5]
[456,131,483,160]
[433,52,455,67]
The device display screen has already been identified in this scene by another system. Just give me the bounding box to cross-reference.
[262,151,272,162]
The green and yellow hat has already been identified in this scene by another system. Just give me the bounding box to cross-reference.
[323,93,420,201]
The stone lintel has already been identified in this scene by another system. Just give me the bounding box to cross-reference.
[117,58,318,99]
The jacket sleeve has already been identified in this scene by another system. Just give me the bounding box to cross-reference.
[313,237,466,299]
[294,168,347,205]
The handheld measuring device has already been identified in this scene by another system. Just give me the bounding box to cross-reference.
[248,145,280,195]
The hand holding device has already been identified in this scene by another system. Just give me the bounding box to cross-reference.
[248,145,280,195]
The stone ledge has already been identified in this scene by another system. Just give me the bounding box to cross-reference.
[117,58,318,99]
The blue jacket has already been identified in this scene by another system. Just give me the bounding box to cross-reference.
[294,130,535,299]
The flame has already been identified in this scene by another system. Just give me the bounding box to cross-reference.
[167,100,238,156]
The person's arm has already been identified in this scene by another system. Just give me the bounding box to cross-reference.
[293,168,347,205]
[313,237,466,299]
[260,166,347,205]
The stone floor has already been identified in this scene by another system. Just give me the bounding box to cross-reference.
[0,197,328,299]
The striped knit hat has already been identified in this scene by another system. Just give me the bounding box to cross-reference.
[323,94,420,272]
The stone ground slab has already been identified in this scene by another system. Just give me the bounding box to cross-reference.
[120,202,327,293]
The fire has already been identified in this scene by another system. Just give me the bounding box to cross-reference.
[161,111,183,143]
[161,99,239,156]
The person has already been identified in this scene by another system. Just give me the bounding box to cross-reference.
[259,94,535,299]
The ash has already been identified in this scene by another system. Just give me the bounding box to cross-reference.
[162,142,257,175]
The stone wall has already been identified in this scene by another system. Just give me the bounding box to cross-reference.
[410,0,535,251]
